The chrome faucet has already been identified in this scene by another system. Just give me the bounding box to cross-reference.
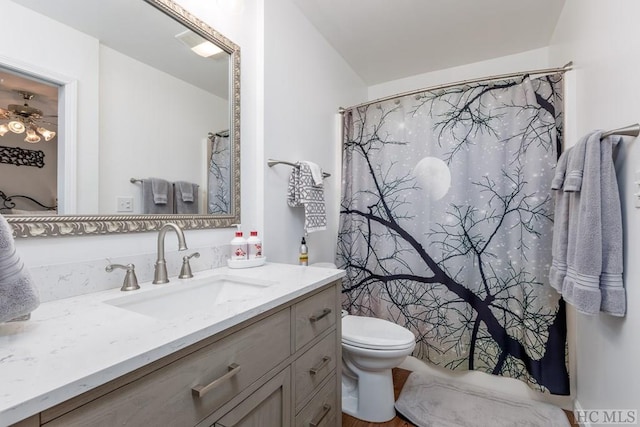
[153,223,188,284]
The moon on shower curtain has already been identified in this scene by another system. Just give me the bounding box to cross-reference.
[412,157,451,200]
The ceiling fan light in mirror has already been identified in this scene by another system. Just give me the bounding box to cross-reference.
[8,120,25,134]
[37,127,56,141]
[24,128,41,143]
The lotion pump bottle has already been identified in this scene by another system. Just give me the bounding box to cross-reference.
[247,231,262,259]
[230,225,247,260]
[299,237,308,266]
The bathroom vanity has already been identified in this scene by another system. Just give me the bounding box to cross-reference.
[1,263,344,427]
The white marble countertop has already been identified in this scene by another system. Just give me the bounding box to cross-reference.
[0,263,345,426]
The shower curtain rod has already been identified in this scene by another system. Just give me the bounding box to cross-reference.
[338,61,574,113]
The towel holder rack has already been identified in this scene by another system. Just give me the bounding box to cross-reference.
[601,123,640,140]
[130,178,199,187]
[267,159,331,178]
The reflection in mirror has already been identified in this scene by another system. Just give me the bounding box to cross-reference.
[1,0,240,237]
[207,130,231,214]
[0,69,59,214]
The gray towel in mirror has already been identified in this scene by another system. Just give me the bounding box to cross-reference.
[142,178,173,214]
[175,181,198,214]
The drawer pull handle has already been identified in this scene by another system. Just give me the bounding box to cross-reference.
[309,403,331,427]
[309,356,332,375]
[309,308,332,322]
[192,363,241,398]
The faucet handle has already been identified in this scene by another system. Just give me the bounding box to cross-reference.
[179,252,200,279]
[106,263,140,291]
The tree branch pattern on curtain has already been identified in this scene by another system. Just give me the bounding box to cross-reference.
[338,74,569,394]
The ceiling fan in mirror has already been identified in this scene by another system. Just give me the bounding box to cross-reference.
[0,91,56,143]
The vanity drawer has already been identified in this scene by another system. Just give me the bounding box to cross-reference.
[294,286,337,351]
[43,308,290,427]
[295,375,338,427]
[294,330,337,411]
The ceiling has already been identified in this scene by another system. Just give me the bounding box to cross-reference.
[293,0,566,85]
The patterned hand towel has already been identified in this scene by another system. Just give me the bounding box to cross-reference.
[301,161,324,187]
[287,162,327,233]
[0,214,39,322]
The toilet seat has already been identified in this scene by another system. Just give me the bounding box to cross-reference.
[342,315,415,350]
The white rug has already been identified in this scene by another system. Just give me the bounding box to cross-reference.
[395,372,570,427]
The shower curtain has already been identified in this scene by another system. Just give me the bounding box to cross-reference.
[208,134,231,214]
[338,74,569,394]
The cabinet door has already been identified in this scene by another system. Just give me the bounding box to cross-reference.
[214,368,291,427]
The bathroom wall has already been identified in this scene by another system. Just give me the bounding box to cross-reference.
[262,0,367,266]
[549,0,640,419]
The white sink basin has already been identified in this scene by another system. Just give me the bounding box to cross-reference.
[104,275,276,320]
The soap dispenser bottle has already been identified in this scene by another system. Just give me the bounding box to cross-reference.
[230,225,247,260]
[299,237,308,266]
[247,231,262,259]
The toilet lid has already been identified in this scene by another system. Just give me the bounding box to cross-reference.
[342,315,415,350]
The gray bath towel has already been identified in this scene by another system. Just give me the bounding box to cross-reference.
[151,177,168,204]
[550,145,570,191]
[142,178,174,214]
[0,214,39,322]
[549,147,572,292]
[175,181,199,214]
[563,132,589,192]
[550,131,625,316]
[597,136,625,315]
[288,162,327,233]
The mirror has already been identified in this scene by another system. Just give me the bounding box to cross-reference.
[1,0,240,237]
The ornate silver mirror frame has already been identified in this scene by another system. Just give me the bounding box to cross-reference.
[7,0,240,238]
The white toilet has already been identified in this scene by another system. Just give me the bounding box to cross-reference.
[341,313,416,422]
[309,263,416,422]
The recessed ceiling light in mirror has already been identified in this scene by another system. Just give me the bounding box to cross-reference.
[175,30,224,58]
